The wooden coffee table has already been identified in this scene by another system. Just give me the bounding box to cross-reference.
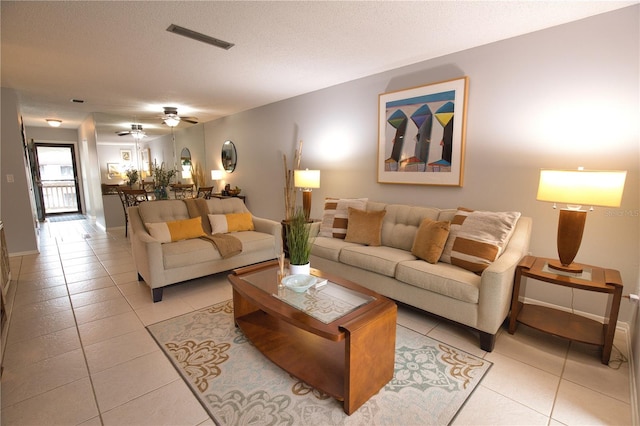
[228,260,397,415]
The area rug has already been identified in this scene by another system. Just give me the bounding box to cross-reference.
[147,300,491,425]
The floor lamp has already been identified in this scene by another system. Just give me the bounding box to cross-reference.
[294,169,320,221]
[536,168,626,273]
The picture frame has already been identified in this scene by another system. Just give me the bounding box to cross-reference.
[120,149,132,163]
[377,77,468,186]
[140,148,151,174]
[107,163,121,179]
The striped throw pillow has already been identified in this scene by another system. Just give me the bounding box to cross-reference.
[441,208,521,274]
[318,198,368,238]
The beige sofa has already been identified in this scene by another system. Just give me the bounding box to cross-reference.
[309,201,532,351]
[128,198,281,302]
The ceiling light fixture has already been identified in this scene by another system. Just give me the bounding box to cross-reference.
[46,119,62,127]
[163,116,180,127]
[131,124,146,140]
[166,24,234,50]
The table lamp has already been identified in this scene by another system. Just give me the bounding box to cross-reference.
[211,169,225,192]
[294,169,320,221]
[536,168,626,273]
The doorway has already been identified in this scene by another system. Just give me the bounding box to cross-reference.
[33,143,82,217]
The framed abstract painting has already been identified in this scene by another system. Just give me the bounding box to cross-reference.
[377,77,468,186]
[107,163,121,179]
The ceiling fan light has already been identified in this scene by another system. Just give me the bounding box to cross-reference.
[163,116,180,127]
[131,131,146,140]
[46,119,62,127]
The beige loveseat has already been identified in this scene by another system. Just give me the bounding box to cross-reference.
[309,200,532,351]
[128,198,281,302]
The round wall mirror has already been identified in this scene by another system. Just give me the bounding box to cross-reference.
[222,140,237,173]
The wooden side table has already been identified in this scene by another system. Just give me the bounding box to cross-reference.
[508,256,623,365]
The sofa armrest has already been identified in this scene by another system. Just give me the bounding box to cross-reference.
[477,216,532,333]
[309,221,321,237]
[252,216,283,254]
[128,206,166,288]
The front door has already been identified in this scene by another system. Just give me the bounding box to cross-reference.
[34,143,82,216]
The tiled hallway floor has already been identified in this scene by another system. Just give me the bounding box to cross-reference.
[0,218,634,425]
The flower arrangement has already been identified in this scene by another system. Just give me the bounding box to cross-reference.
[124,168,139,187]
[152,161,176,188]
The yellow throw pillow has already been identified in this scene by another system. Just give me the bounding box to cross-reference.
[208,213,254,233]
[145,217,206,243]
[411,218,451,264]
[344,207,386,246]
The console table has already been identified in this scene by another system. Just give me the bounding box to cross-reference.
[508,256,623,364]
[212,193,245,203]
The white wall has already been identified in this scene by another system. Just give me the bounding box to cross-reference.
[203,7,639,323]
[1,88,38,255]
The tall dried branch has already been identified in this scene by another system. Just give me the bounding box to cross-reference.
[283,140,303,220]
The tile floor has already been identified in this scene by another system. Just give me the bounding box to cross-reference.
[0,217,634,425]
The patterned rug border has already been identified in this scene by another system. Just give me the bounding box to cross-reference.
[147,300,492,425]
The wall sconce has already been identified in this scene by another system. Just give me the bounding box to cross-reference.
[536,168,626,273]
[294,169,321,221]
[46,119,62,127]
[211,169,225,192]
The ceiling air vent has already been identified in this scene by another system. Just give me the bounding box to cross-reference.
[166,24,234,50]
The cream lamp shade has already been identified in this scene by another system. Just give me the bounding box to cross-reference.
[211,169,225,180]
[537,169,627,208]
[536,168,626,273]
[294,169,320,189]
[294,169,320,221]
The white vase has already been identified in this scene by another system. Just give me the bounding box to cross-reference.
[289,262,310,275]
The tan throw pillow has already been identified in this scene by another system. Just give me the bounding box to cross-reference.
[145,217,206,243]
[411,218,451,263]
[442,208,521,274]
[344,207,386,246]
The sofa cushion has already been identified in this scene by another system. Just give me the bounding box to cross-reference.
[145,217,206,243]
[311,236,360,262]
[396,260,481,303]
[339,245,416,277]
[441,208,521,273]
[208,212,254,234]
[345,207,386,246]
[411,218,450,263]
[138,199,190,224]
[318,198,368,238]
[380,204,441,251]
[163,231,275,269]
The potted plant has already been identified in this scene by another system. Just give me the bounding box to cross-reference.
[286,207,314,275]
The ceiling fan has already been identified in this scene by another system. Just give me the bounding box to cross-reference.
[116,124,146,139]
[160,107,198,127]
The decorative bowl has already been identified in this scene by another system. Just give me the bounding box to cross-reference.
[227,189,241,196]
[281,274,317,293]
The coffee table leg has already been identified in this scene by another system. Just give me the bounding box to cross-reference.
[342,302,397,415]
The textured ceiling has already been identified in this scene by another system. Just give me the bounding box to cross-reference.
[1,1,636,140]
